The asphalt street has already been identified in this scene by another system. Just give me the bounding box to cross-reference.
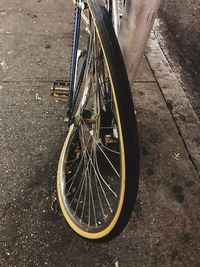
[158,0,200,119]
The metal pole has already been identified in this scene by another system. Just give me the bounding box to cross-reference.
[119,0,161,85]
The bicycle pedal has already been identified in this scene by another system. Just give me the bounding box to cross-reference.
[51,80,70,100]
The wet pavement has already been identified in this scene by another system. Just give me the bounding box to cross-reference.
[1,1,200,266]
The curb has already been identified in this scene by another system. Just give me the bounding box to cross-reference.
[146,31,200,178]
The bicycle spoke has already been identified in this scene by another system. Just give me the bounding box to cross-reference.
[65,152,84,187]
[81,116,120,178]
[84,144,114,213]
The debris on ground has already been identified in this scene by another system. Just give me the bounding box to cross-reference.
[173,152,180,160]
[35,93,42,101]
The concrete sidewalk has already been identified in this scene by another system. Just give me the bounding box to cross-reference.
[0,0,200,266]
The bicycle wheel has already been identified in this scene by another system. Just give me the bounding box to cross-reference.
[57,0,139,240]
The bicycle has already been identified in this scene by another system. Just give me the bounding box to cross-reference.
[52,0,139,241]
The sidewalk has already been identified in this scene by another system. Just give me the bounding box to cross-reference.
[0,0,200,266]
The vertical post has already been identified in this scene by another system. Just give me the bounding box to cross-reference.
[119,0,161,85]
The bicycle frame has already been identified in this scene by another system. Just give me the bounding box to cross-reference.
[67,1,82,124]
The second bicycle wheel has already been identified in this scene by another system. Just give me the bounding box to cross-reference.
[57,0,139,240]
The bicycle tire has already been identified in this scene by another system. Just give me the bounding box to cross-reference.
[57,0,139,241]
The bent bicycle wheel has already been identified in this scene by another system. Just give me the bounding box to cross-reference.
[57,0,139,241]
